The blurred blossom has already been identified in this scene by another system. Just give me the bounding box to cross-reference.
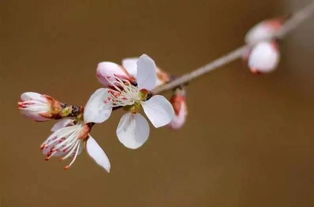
[244,18,282,74]
[94,54,174,149]
[18,92,62,121]
[41,90,112,172]
[247,41,280,74]
[245,18,283,44]
[169,88,187,129]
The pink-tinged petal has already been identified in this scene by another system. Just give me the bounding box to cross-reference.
[142,95,175,128]
[245,18,283,44]
[122,57,138,77]
[248,41,280,74]
[51,118,75,132]
[136,54,157,90]
[86,136,111,173]
[84,88,112,123]
[96,61,131,87]
[21,92,45,102]
[169,104,187,129]
[19,109,50,121]
[116,113,149,149]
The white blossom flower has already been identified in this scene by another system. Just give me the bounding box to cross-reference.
[245,18,283,44]
[247,41,280,74]
[168,88,187,129]
[18,92,62,121]
[101,54,174,149]
[41,90,112,171]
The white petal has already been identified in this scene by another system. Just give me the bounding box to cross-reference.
[142,95,175,128]
[122,57,138,77]
[116,113,150,149]
[136,54,157,90]
[21,92,45,102]
[51,118,74,132]
[248,41,280,73]
[84,88,112,123]
[86,136,111,173]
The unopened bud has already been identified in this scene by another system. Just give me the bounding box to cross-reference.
[18,92,62,121]
[247,41,280,74]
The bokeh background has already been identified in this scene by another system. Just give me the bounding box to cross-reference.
[1,0,314,206]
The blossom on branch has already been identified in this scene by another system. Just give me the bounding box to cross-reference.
[95,54,175,149]
[247,41,280,74]
[244,18,282,74]
[41,90,112,171]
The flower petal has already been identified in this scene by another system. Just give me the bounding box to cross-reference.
[51,118,74,131]
[142,95,175,128]
[21,92,44,101]
[116,113,150,149]
[86,136,111,173]
[96,61,130,87]
[122,57,138,77]
[136,54,157,90]
[84,88,112,124]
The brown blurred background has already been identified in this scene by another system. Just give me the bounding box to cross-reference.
[1,0,314,206]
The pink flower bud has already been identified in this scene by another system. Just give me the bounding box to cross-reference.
[18,92,62,121]
[96,62,134,87]
[245,18,283,44]
[247,41,280,74]
[169,89,187,129]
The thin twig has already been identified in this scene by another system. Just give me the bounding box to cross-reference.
[152,1,314,94]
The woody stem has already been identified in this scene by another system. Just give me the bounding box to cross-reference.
[152,1,314,94]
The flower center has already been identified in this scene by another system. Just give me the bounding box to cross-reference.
[105,77,150,113]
